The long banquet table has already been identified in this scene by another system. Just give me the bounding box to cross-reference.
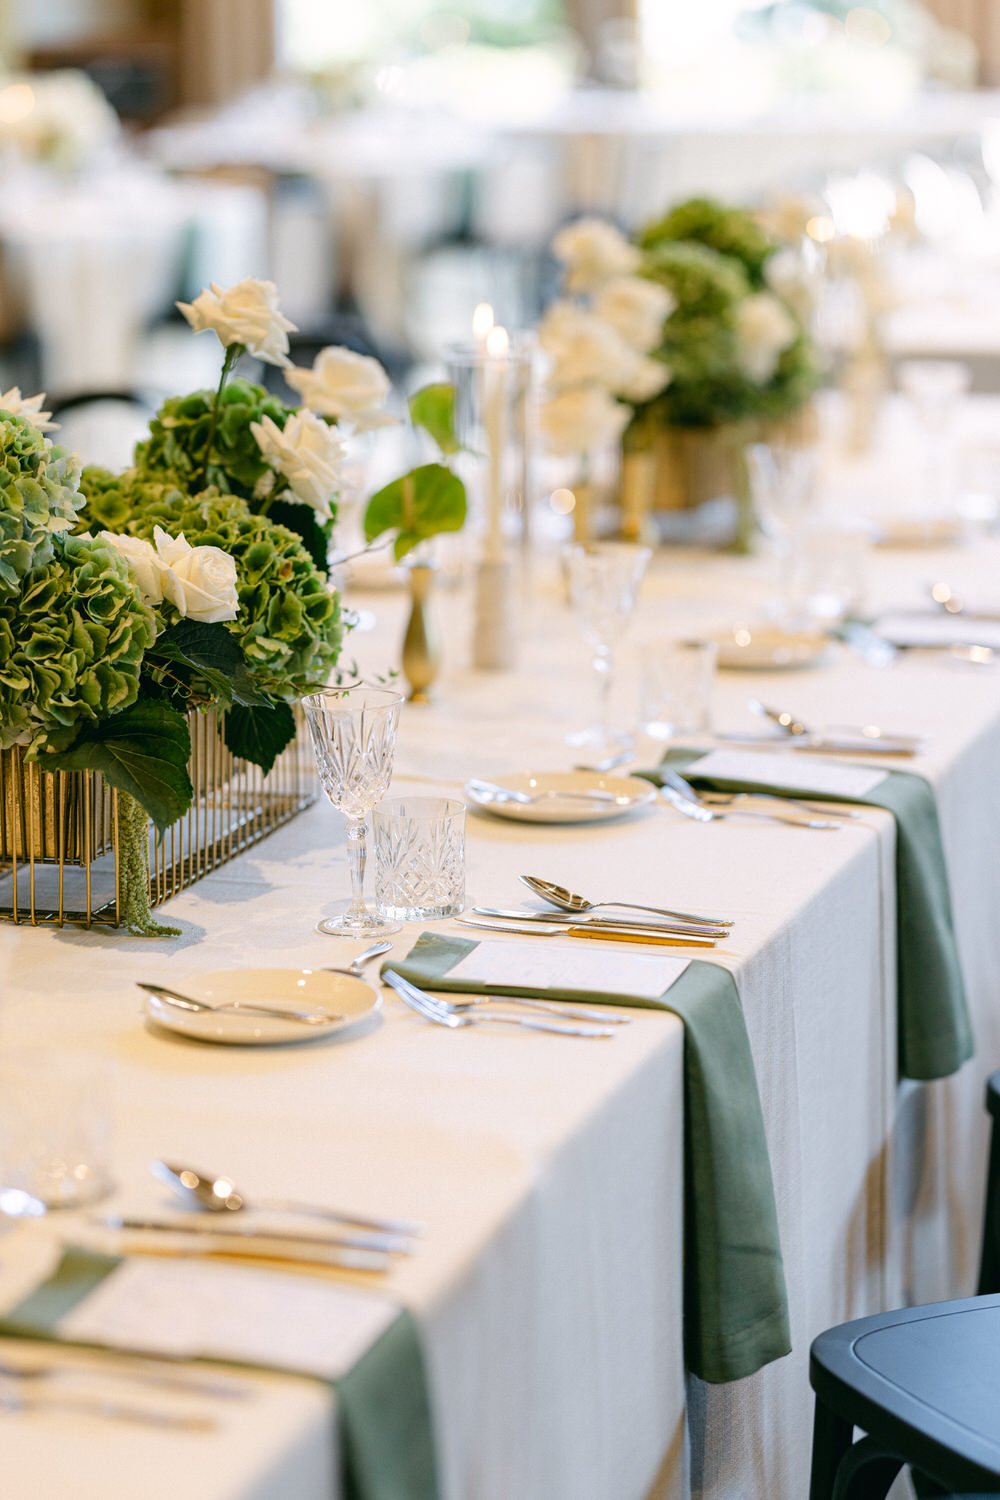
[3,520,1000,1500]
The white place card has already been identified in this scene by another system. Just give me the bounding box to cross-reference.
[59,1259,399,1380]
[875,613,1000,649]
[686,749,888,799]
[448,940,690,1001]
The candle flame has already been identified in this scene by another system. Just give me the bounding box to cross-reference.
[486,326,509,358]
[472,303,494,340]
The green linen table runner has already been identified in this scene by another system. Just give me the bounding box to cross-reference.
[646,750,973,1081]
[386,932,791,1386]
[0,1247,440,1500]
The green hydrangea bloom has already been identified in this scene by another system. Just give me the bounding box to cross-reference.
[134,378,294,503]
[636,238,817,430]
[0,531,156,754]
[77,466,186,534]
[76,471,343,697]
[0,410,85,594]
[639,198,775,287]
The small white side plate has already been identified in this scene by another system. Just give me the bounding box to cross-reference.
[713,626,830,671]
[143,969,380,1046]
[465,771,657,825]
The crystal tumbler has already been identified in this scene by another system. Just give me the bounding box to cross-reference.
[374,797,466,922]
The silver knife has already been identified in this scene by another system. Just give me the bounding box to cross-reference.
[456,916,717,947]
[471,907,731,939]
[96,1216,394,1271]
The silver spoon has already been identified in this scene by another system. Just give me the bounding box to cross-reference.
[151,1160,426,1239]
[572,749,634,773]
[518,875,733,928]
[747,699,809,736]
[137,982,342,1026]
[322,939,392,977]
[747,698,919,748]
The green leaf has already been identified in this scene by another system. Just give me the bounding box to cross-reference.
[38,701,193,835]
[363,463,466,561]
[409,383,460,455]
[223,701,296,776]
[151,620,268,708]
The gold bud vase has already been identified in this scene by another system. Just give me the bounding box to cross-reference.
[402,562,441,703]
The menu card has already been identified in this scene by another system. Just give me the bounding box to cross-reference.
[58,1257,399,1379]
[447,940,690,1000]
[686,749,888,799]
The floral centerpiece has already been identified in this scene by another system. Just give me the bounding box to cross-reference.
[0,277,467,934]
[540,200,818,543]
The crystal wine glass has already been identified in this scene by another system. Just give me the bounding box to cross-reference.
[563,542,651,757]
[303,687,405,938]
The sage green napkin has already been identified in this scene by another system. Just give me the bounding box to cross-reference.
[647,750,973,1081]
[0,1247,439,1500]
[386,932,790,1385]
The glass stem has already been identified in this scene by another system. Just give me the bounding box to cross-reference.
[594,648,613,738]
[346,817,369,920]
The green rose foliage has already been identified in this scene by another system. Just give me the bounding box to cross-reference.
[0,410,84,594]
[639,198,775,288]
[76,471,343,698]
[134,377,292,502]
[635,238,817,431]
[0,531,156,754]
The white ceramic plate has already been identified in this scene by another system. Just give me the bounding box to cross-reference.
[143,969,380,1046]
[465,771,657,825]
[713,625,830,671]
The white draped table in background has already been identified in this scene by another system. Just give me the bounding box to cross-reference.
[3,525,1000,1500]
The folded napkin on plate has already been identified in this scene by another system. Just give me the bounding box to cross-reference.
[387,932,790,1385]
[0,1247,439,1500]
[644,749,973,1081]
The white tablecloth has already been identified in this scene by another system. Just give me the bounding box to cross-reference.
[4,526,1000,1500]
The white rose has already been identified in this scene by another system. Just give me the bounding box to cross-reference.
[734,292,798,384]
[0,387,57,433]
[617,356,672,404]
[153,527,240,624]
[99,532,165,605]
[285,346,397,432]
[551,217,640,292]
[249,410,343,519]
[539,386,629,457]
[539,302,638,391]
[591,276,676,352]
[176,278,297,368]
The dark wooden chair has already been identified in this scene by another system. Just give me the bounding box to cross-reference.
[977,1071,1000,1295]
[809,1294,1000,1498]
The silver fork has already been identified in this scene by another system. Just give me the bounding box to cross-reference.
[697,790,857,820]
[383,970,617,1039]
[431,993,630,1026]
[0,1354,247,1400]
[0,1384,216,1431]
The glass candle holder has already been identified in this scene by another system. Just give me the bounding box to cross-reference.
[445,336,534,561]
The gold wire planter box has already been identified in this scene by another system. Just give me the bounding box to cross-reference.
[0,707,316,928]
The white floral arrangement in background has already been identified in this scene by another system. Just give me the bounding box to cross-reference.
[538,218,675,459]
[0,69,119,170]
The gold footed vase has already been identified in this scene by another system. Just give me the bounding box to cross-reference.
[619,409,818,553]
[402,562,441,703]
